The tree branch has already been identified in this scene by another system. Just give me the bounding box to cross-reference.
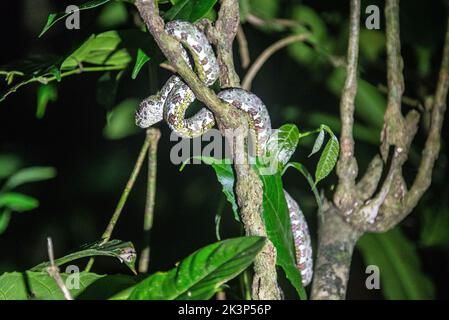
[333,0,360,212]
[135,0,280,299]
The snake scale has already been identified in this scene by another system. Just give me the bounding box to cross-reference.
[136,21,313,286]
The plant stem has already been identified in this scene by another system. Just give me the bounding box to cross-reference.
[138,128,161,274]
[85,132,152,272]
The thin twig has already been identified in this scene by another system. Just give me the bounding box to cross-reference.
[138,128,161,273]
[237,26,250,69]
[46,237,73,300]
[242,33,309,90]
[85,133,153,271]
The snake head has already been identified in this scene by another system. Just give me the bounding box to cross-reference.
[135,95,164,128]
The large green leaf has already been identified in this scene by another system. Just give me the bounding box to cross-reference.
[265,124,299,171]
[39,0,112,37]
[2,166,56,191]
[357,227,435,300]
[180,157,239,221]
[128,236,265,300]
[165,0,218,22]
[61,31,132,70]
[0,271,137,300]
[258,170,307,299]
[31,240,137,274]
[0,193,39,212]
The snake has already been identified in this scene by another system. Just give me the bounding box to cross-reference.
[135,20,313,286]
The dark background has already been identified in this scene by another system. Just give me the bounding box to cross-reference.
[0,0,448,299]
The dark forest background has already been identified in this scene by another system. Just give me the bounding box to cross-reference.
[0,0,448,299]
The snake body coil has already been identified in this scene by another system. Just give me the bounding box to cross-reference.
[136,21,313,286]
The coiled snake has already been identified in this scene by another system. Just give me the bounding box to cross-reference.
[135,21,313,286]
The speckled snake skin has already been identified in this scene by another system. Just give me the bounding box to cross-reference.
[135,20,313,286]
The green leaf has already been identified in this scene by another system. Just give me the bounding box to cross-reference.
[180,157,239,221]
[0,193,39,212]
[357,228,435,300]
[36,84,58,118]
[308,129,325,157]
[164,0,218,22]
[131,49,150,79]
[31,240,137,275]
[61,31,132,70]
[0,210,11,235]
[265,124,300,171]
[1,30,148,102]
[2,166,56,191]
[103,98,141,140]
[39,0,112,37]
[258,171,306,299]
[283,162,322,213]
[314,133,339,185]
[128,236,265,300]
[0,271,138,300]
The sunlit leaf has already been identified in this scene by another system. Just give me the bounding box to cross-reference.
[265,124,299,171]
